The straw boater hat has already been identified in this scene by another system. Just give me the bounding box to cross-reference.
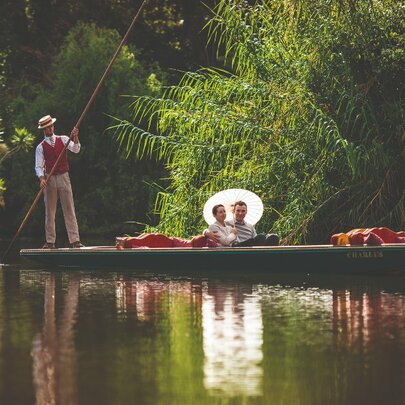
[38,115,56,129]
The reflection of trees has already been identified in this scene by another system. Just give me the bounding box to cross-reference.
[31,274,79,405]
[115,277,206,403]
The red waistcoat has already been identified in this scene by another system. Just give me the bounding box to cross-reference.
[42,136,69,175]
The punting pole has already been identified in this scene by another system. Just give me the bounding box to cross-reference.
[1,0,148,263]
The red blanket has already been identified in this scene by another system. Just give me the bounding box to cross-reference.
[116,233,219,249]
[331,227,405,246]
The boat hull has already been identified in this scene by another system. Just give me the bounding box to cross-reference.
[20,244,405,274]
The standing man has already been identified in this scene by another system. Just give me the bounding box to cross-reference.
[35,115,84,249]
[204,200,279,246]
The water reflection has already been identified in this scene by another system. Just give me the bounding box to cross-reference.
[333,289,405,349]
[31,273,79,405]
[202,283,263,397]
[115,278,264,397]
[116,278,202,321]
[2,271,400,404]
[113,276,405,402]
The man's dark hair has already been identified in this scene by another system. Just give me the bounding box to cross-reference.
[234,200,247,208]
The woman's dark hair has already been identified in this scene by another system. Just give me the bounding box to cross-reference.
[212,204,224,216]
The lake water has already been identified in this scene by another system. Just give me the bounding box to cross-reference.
[0,263,404,405]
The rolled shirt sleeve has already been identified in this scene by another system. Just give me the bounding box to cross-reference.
[61,135,81,153]
[35,143,45,178]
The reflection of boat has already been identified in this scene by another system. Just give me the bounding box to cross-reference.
[20,244,405,273]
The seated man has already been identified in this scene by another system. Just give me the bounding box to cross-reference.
[204,200,279,246]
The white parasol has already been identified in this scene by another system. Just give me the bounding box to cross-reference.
[203,188,263,225]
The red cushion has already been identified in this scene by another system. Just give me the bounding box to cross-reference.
[121,233,220,248]
[172,237,193,247]
[123,233,174,248]
[363,233,384,246]
[331,227,405,246]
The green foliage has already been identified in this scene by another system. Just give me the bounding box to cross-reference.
[0,127,34,207]
[0,0,216,91]
[112,0,405,243]
[10,128,35,151]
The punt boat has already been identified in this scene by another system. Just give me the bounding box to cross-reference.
[20,244,405,274]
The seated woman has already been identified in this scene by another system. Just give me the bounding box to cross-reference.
[207,204,238,247]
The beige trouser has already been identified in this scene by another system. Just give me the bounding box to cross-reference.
[44,172,80,244]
